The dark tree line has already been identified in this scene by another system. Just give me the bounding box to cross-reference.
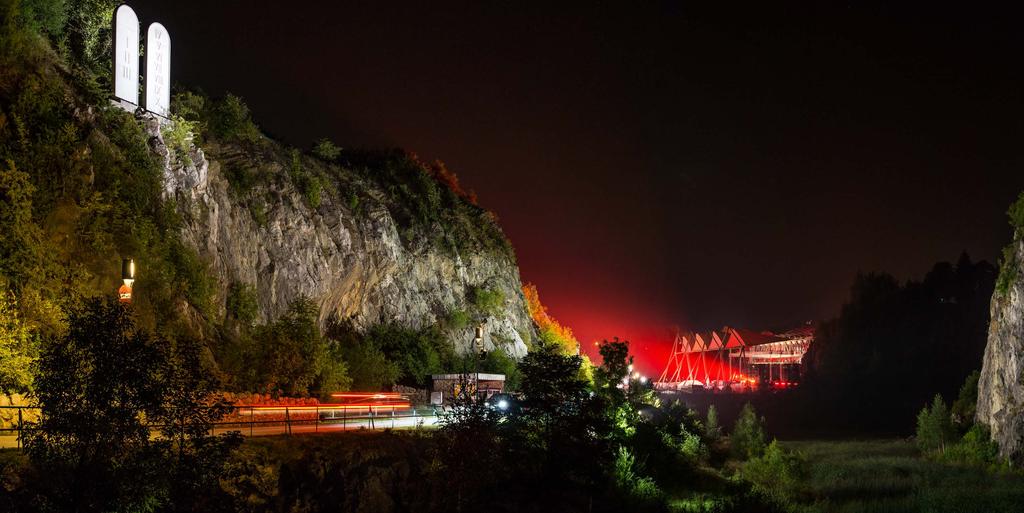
[802,253,995,434]
[7,298,240,513]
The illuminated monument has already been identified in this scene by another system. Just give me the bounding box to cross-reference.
[145,22,171,116]
[112,5,139,105]
[112,5,172,117]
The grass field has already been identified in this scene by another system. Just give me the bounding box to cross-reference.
[779,439,1024,513]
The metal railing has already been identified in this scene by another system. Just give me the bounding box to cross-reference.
[0,405,440,450]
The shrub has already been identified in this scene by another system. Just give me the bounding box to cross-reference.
[247,298,342,396]
[210,93,260,143]
[951,370,979,430]
[996,192,1024,296]
[224,162,260,197]
[0,160,44,289]
[249,200,268,227]
[916,394,956,453]
[445,308,470,330]
[226,282,258,326]
[161,115,196,168]
[741,440,807,504]
[341,340,400,390]
[171,90,206,126]
[522,283,578,355]
[168,239,215,316]
[471,286,505,317]
[614,446,664,505]
[705,405,722,441]
[481,347,520,391]
[288,149,323,209]
[312,138,341,161]
[677,426,708,464]
[731,402,767,459]
[941,424,1004,469]
[0,291,36,395]
[364,323,452,387]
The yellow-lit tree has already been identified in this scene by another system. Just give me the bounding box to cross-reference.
[522,282,579,355]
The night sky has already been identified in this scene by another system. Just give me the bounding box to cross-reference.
[131,1,1023,372]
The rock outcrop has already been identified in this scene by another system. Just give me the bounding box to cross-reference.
[143,114,532,358]
[977,236,1024,464]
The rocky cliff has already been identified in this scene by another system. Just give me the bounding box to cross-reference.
[142,113,532,358]
[978,234,1024,464]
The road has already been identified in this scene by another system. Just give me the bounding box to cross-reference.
[0,414,440,449]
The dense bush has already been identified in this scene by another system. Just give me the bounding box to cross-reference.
[225,282,258,326]
[161,116,197,168]
[741,440,808,505]
[0,161,44,289]
[523,282,578,354]
[951,370,979,430]
[0,291,36,395]
[471,285,505,317]
[731,402,767,459]
[363,323,454,387]
[916,394,956,453]
[444,308,470,330]
[209,93,261,144]
[705,404,722,441]
[22,298,239,513]
[237,298,351,396]
[312,137,341,161]
[940,424,1005,469]
[996,191,1024,295]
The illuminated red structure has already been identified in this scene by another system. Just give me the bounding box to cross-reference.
[655,325,813,392]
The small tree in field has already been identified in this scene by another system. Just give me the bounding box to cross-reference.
[704,405,722,441]
[916,394,955,453]
[731,402,767,459]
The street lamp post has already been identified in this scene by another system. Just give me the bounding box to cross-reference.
[118,258,135,303]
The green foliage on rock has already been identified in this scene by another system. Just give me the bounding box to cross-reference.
[210,93,261,144]
[951,370,980,429]
[996,192,1024,296]
[226,281,258,326]
[162,115,197,168]
[0,291,36,395]
[312,137,341,161]
[0,160,44,289]
[445,308,470,330]
[470,285,505,317]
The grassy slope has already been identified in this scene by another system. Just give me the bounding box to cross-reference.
[781,440,1024,513]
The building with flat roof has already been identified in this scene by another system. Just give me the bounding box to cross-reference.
[429,373,506,405]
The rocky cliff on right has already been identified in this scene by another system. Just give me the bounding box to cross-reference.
[977,199,1024,465]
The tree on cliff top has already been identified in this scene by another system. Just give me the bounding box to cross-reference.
[523,282,579,354]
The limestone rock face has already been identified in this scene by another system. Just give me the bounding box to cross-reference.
[145,115,532,358]
[977,237,1024,464]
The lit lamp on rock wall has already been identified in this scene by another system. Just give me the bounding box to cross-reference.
[118,258,135,303]
[474,324,485,355]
